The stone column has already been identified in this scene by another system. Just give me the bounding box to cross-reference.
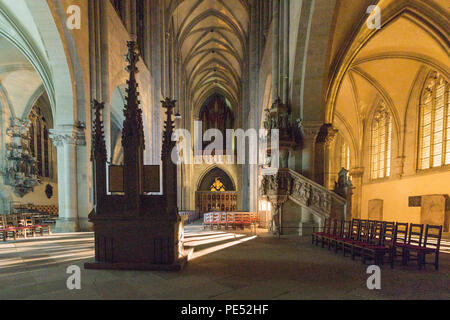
[392,156,405,179]
[300,122,322,180]
[272,0,280,99]
[315,124,338,186]
[50,126,86,232]
[349,167,364,220]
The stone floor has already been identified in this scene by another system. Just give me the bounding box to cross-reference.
[0,224,449,300]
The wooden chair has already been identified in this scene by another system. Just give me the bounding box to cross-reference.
[362,222,393,266]
[312,218,329,246]
[226,212,236,230]
[6,214,30,239]
[382,222,395,244]
[32,215,51,236]
[203,213,213,229]
[212,212,222,229]
[319,218,333,247]
[324,219,339,249]
[241,213,252,229]
[234,213,244,230]
[400,223,424,266]
[404,225,442,270]
[343,219,361,257]
[350,220,371,260]
[389,222,409,268]
[334,220,351,253]
[0,215,11,241]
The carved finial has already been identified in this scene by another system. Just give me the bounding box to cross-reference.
[122,40,145,150]
[161,97,177,158]
[92,100,107,162]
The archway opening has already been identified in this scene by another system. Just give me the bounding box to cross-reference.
[0,36,58,218]
[196,167,237,217]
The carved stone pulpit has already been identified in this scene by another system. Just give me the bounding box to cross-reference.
[85,41,186,271]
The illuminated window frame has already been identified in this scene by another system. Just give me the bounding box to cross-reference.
[340,141,350,170]
[418,72,449,170]
[371,105,392,180]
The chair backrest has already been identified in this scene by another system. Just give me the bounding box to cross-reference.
[6,214,18,227]
[341,221,351,238]
[321,218,330,234]
[350,219,361,240]
[359,220,371,242]
[330,219,338,236]
[336,220,344,237]
[382,221,395,243]
[370,221,384,245]
[0,215,6,229]
[23,214,34,227]
[204,212,213,224]
[407,223,424,246]
[394,222,409,244]
[423,225,443,251]
[227,212,235,223]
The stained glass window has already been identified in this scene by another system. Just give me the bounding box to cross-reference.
[419,72,449,170]
[210,178,226,192]
[371,105,392,180]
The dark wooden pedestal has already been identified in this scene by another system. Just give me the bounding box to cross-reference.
[84,215,189,271]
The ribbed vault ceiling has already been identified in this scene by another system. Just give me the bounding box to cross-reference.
[169,0,249,111]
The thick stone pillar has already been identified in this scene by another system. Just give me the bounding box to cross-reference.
[50,126,86,232]
[315,124,338,186]
[272,0,280,99]
[349,167,364,220]
[300,122,322,180]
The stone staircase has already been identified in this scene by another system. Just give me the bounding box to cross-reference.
[261,168,347,236]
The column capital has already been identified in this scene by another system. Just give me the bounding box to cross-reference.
[349,167,365,178]
[49,124,86,147]
[299,121,322,141]
[317,124,339,147]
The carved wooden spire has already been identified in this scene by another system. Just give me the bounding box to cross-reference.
[161,97,177,159]
[91,99,107,213]
[122,40,145,150]
[161,97,178,218]
[122,41,145,211]
[92,100,107,162]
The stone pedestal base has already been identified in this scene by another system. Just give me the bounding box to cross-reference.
[84,215,187,271]
[55,218,80,233]
[84,257,188,271]
[78,217,93,232]
[298,222,316,237]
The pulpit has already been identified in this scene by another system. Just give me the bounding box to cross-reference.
[84,41,187,271]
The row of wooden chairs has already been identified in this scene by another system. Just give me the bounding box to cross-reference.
[312,218,443,270]
[0,214,51,241]
[203,212,258,230]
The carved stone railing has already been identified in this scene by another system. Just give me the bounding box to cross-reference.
[285,169,347,221]
[261,168,347,233]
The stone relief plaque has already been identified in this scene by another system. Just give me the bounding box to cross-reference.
[408,196,422,207]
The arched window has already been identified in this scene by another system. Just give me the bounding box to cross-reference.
[371,105,392,180]
[29,105,51,179]
[340,142,350,170]
[418,72,449,170]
